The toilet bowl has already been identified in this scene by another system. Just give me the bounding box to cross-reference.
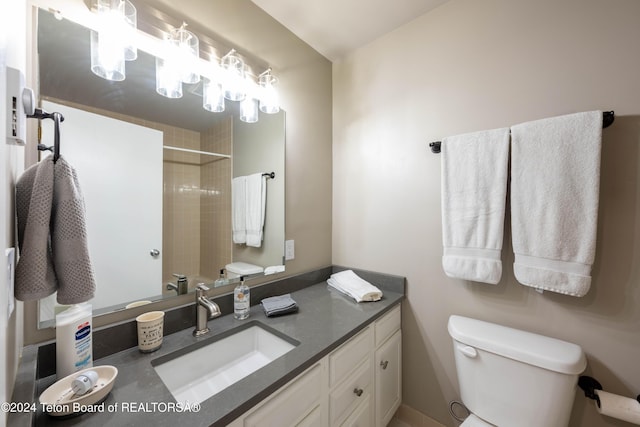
[448,315,586,427]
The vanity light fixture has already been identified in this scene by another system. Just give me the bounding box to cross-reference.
[90,0,136,81]
[155,34,184,98]
[172,23,200,84]
[155,23,200,98]
[258,69,280,114]
[85,1,280,119]
[221,50,246,102]
[239,96,259,123]
[203,72,225,113]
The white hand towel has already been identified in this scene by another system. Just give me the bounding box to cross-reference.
[510,111,603,297]
[245,173,266,248]
[327,270,383,302]
[232,176,247,244]
[441,128,510,284]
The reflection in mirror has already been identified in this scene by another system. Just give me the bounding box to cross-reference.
[35,7,285,326]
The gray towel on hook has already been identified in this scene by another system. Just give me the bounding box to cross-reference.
[15,156,96,304]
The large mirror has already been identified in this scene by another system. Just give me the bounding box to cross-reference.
[35,6,286,327]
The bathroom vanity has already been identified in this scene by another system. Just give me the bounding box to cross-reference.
[10,267,404,427]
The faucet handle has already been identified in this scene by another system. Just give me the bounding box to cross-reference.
[195,283,210,297]
[173,273,187,282]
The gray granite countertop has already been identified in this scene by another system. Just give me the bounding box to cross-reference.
[12,267,404,427]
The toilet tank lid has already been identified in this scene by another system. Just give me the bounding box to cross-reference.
[225,262,264,275]
[448,315,587,375]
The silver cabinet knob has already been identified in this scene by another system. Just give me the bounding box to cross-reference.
[380,360,389,370]
[150,249,160,257]
[353,387,363,397]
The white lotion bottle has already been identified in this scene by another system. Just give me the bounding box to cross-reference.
[55,303,93,378]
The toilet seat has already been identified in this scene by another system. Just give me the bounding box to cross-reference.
[460,414,495,427]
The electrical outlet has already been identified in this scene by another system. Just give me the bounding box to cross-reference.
[285,240,295,261]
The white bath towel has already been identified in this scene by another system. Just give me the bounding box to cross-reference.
[510,111,603,297]
[441,128,510,284]
[232,176,247,244]
[327,270,383,302]
[245,173,266,248]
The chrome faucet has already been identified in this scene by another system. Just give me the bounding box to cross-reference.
[166,273,189,295]
[193,284,221,337]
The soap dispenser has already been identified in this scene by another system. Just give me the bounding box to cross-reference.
[213,269,226,288]
[234,276,250,320]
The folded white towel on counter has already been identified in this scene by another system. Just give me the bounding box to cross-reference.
[510,111,603,297]
[441,127,510,285]
[327,270,383,302]
[232,176,247,244]
[245,173,266,248]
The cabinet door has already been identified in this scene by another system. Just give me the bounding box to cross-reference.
[341,397,372,427]
[244,363,323,427]
[375,330,402,427]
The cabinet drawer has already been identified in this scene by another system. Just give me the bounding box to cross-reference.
[244,363,323,427]
[329,326,373,387]
[374,305,401,347]
[329,358,372,426]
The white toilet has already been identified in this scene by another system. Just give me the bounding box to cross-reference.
[448,315,587,427]
[225,262,264,279]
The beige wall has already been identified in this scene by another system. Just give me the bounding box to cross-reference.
[332,0,640,426]
[1,1,26,425]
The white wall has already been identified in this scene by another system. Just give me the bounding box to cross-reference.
[0,0,26,425]
[333,0,640,426]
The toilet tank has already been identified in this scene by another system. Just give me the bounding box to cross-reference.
[225,262,264,278]
[448,315,586,427]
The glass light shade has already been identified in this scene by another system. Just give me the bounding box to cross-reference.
[259,73,280,114]
[240,97,259,123]
[222,53,246,101]
[90,0,127,81]
[203,78,225,112]
[155,46,183,98]
[90,29,125,81]
[171,26,200,84]
[122,0,137,61]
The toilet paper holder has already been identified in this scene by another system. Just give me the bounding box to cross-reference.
[579,375,640,407]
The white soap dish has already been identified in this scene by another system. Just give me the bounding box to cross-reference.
[39,365,118,417]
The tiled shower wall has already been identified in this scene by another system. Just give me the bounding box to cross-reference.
[200,117,233,280]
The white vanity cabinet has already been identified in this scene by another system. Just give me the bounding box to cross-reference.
[231,304,401,427]
[374,307,402,427]
[228,361,327,427]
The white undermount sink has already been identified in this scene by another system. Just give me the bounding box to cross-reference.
[153,323,297,404]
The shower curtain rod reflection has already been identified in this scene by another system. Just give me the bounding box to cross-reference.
[428,111,615,154]
[163,145,231,158]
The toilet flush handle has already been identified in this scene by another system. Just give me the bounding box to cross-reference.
[457,344,478,358]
